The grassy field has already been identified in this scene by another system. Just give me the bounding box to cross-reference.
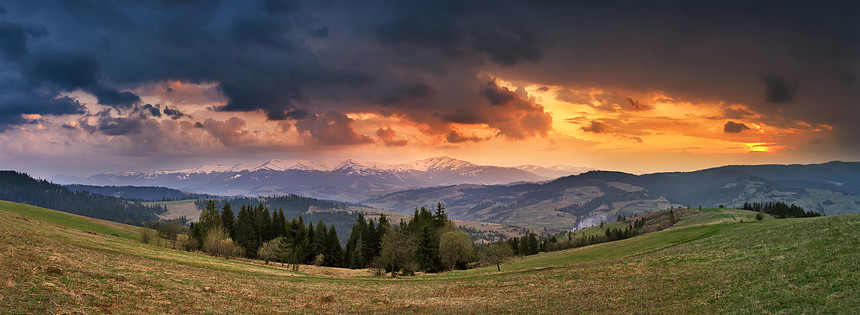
[144,199,201,222]
[1,200,858,313]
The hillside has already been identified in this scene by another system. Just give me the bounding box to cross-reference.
[2,200,857,313]
[65,184,215,201]
[365,161,860,230]
[0,171,165,223]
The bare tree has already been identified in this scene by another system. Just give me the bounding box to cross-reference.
[480,242,514,272]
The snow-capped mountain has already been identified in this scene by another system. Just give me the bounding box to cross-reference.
[50,157,553,202]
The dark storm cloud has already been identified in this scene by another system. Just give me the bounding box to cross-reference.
[0,0,855,152]
[161,106,187,120]
[28,50,99,89]
[89,86,141,108]
[97,116,144,136]
[471,27,541,66]
[294,111,374,145]
[378,83,435,107]
[724,121,750,133]
[763,74,798,103]
[480,80,517,106]
[309,26,329,39]
[0,22,29,59]
[140,104,162,118]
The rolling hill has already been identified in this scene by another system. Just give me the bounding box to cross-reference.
[2,200,856,313]
[365,161,860,231]
[0,171,165,223]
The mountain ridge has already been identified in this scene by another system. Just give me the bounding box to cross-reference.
[364,161,860,231]
[51,157,581,202]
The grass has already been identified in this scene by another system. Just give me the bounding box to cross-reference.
[144,199,201,221]
[1,200,858,313]
[672,207,768,228]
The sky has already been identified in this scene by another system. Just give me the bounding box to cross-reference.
[0,0,857,178]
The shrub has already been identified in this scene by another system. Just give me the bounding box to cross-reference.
[140,228,154,244]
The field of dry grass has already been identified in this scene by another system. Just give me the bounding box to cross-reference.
[2,200,857,313]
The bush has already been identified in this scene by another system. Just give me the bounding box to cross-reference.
[140,228,154,244]
[203,228,241,259]
[177,234,199,252]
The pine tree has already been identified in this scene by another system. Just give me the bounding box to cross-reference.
[325,225,343,267]
[235,205,259,257]
[220,202,235,238]
[260,206,273,242]
[313,220,327,260]
[415,226,441,272]
[527,233,539,255]
[198,200,222,235]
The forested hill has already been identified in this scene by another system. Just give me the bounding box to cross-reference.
[66,184,216,201]
[0,171,166,223]
[197,195,349,216]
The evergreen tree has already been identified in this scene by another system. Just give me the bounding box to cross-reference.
[527,233,539,255]
[271,208,285,238]
[325,225,343,267]
[350,238,365,269]
[235,205,259,257]
[377,214,390,236]
[260,206,273,242]
[364,220,380,264]
[198,200,222,235]
[433,202,448,228]
[415,226,441,272]
[507,237,520,256]
[313,220,327,259]
[220,202,235,238]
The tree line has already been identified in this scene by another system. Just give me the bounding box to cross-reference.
[183,200,476,275]
[741,201,821,218]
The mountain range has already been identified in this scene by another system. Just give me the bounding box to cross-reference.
[50,158,860,232]
[364,161,860,231]
[51,157,586,202]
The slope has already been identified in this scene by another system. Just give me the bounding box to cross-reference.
[0,171,165,223]
[366,161,860,230]
[2,200,857,313]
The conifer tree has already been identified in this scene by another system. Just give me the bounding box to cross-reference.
[220,202,235,238]
[235,205,259,257]
[325,225,343,267]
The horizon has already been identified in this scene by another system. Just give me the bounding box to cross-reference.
[18,156,860,181]
[0,1,857,180]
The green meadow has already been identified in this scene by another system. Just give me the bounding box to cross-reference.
[1,201,857,313]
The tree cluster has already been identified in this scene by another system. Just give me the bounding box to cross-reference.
[741,201,821,218]
[188,200,343,267]
[347,203,475,276]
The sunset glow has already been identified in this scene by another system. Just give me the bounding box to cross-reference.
[0,1,854,178]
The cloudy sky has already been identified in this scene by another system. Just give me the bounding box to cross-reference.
[0,0,857,177]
